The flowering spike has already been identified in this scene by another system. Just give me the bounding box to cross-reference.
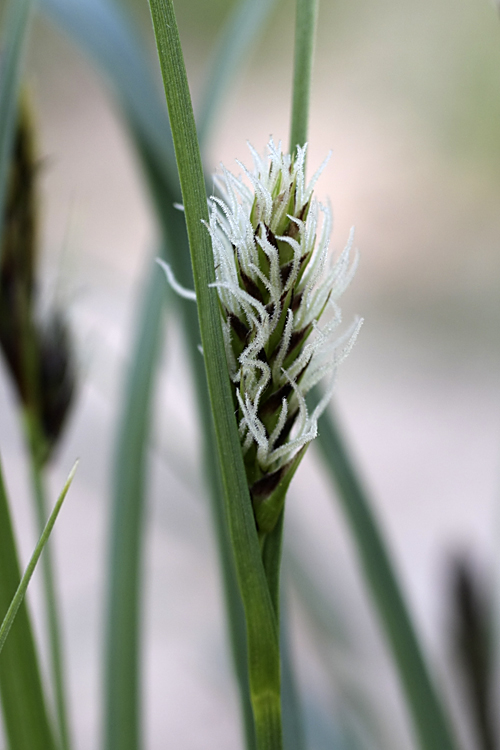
[205,139,361,531]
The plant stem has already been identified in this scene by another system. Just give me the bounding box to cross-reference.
[103,254,166,750]
[26,416,72,750]
[138,143,258,749]
[146,1,282,746]
[0,0,34,254]
[289,0,319,155]
[314,399,458,750]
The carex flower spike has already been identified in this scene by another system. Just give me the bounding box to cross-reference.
[205,139,361,534]
[160,139,361,535]
[0,100,75,464]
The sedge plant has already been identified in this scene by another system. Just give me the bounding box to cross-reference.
[0,0,478,748]
[147,0,461,748]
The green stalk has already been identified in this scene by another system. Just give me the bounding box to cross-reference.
[288,0,457,744]
[0,455,59,750]
[104,253,167,750]
[25,416,73,750]
[42,2,300,746]
[289,0,319,155]
[0,0,34,254]
[314,400,458,750]
[136,142,257,750]
[146,2,282,747]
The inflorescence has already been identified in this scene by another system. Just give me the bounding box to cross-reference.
[160,139,361,528]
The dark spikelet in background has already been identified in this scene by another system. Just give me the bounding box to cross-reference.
[0,100,75,463]
[450,557,496,750]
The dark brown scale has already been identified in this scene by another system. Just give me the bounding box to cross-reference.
[283,201,309,239]
[240,270,264,304]
[265,300,277,319]
[280,261,293,288]
[291,291,302,313]
[259,382,293,418]
[250,465,287,503]
[263,224,279,249]
[265,288,289,319]
[297,202,309,222]
[228,312,249,343]
[256,347,268,365]
[287,325,311,359]
[272,410,299,449]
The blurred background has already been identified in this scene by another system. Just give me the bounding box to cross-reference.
[1,0,500,747]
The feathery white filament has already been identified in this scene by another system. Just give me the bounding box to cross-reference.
[206,139,359,473]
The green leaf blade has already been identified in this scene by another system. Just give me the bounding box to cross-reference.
[0,0,34,254]
[103,258,167,750]
[146,1,282,746]
[313,399,459,750]
[0,457,75,750]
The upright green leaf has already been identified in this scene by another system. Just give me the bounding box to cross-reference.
[313,400,458,750]
[39,2,287,747]
[0,457,58,750]
[104,257,167,750]
[289,0,319,155]
[140,151,257,750]
[288,0,458,744]
[0,0,34,253]
[146,2,282,747]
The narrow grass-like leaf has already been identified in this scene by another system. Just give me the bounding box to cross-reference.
[146,2,282,747]
[313,399,458,750]
[40,2,284,746]
[288,1,457,744]
[138,147,257,750]
[38,2,259,745]
[197,0,279,144]
[22,413,74,750]
[0,456,63,750]
[289,0,319,155]
[280,592,306,750]
[0,0,34,253]
[104,256,167,750]
[0,460,78,655]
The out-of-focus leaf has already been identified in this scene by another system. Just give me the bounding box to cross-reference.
[0,460,77,655]
[39,0,176,185]
[147,2,281,747]
[312,396,458,750]
[104,258,168,750]
[0,456,61,750]
[197,0,280,144]
[0,0,34,254]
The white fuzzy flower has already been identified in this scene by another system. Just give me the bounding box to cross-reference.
[205,139,361,489]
